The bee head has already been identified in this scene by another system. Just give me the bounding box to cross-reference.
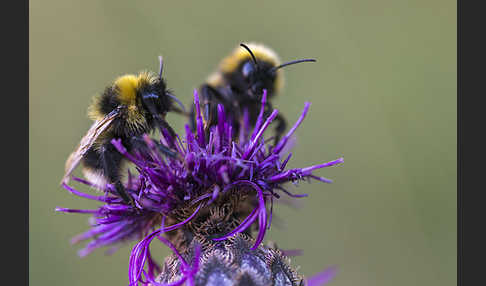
[138,57,185,120]
[238,43,277,100]
[238,43,316,101]
[128,73,169,121]
[240,57,277,100]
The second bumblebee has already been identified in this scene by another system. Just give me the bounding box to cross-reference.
[192,42,316,142]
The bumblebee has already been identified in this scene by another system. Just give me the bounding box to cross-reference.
[191,42,316,142]
[61,57,184,205]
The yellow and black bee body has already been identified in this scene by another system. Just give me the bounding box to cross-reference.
[192,43,315,143]
[62,57,182,205]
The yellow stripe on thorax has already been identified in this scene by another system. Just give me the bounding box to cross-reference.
[218,43,285,93]
[115,72,158,127]
[219,43,281,73]
[113,72,158,106]
[88,71,158,121]
[114,74,139,105]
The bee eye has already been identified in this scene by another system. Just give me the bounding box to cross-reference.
[242,61,254,78]
[142,93,159,100]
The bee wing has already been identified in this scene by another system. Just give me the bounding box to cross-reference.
[61,109,120,185]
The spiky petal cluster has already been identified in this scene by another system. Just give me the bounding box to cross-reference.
[56,178,161,257]
[57,89,343,285]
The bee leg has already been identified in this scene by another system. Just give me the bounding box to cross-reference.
[99,143,135,207]
[156,118,178,140]
[273,113,287,145]
[200,85,222,131]
[114,180,135,207]
[188,104,197,132]
[189,105,196,132]
[264,102,287,144]
[129,136,177,158]
[169,106,189,116]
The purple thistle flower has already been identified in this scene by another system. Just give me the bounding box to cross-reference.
[305,266,338,286]
[57,89,343,286]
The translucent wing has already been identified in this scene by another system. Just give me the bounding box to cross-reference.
[61,109,120,185]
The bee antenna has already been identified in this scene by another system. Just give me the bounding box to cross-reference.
[158,55,164,78]
[270,58,317,72]
[167,92,186,113]
[240,43,260,69]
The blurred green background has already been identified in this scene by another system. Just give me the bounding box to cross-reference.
[30,0,456,285]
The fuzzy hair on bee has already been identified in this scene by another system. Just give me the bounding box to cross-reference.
[190,42,316,144]
[207,43,285,98]
[86,72,175,138]
[62,57,184,206]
